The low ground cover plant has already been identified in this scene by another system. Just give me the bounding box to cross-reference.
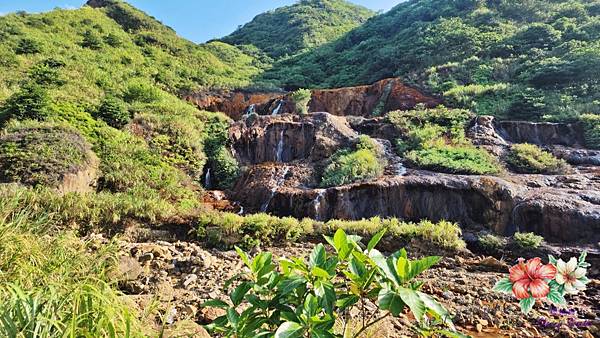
[506,143,570,174]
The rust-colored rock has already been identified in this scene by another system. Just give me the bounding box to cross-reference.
[186,78,440,119]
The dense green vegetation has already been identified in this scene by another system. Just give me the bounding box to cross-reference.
[198,211,465,251]
[389,106,501,175]
[513,232,544,249]
[320,135,387,187]
[0,190,148,337]
[0,122,94,187]
[506,143,571,174]
[290,88,312,115]
[220,0,374,60]
[265,0,600,122]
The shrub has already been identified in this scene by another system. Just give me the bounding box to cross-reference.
[80,30,103,49]
[290,88,312,116]
[0,83,52,123]
[210,147,240,190]
[15,38,41,54]
[513,232,544,249]
[94,96,131,128]
[581,114,600,149]
[104,33,122,47]
[406,145,501,175]
[203,229,462,337]
[479,234,507,250]
[197,211,465,251]
[123,80,161,103]
[321,135,386,187]
[28,63,66,87]
[0,122,94,188]
[506,143,570,174]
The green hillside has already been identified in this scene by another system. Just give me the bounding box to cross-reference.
[265,0,600,121]
[220,0,374,60]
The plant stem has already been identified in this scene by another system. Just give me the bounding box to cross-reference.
[351,312,390,338]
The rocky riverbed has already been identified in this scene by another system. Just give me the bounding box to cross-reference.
[97,232,599,338]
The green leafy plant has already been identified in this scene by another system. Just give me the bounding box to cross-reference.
[290,88,312,116]
[506,144,570,175]
[406,145,500,175]
[94,96,131,128]
[513,232,544,249]
[203,229,466,337]
[478,234,507,251]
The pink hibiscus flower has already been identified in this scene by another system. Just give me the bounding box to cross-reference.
[509,257,557,299]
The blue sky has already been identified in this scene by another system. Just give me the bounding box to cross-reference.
[0,1,399,43]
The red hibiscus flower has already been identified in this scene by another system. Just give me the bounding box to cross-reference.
[509,257,556,299]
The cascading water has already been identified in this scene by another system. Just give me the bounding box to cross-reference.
[261,166,289,212]
[272,100,283,116]
[313,189,326,221]
[204,168,212,189]
[275,129,285,162]
[243,104,256,118]
[374,138,407,176]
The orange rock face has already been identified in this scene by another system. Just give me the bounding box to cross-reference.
[309,78,440,116]
[185,78,440,119]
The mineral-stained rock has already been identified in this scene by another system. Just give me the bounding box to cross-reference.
[187,78,440,119]
[496,120,585,147]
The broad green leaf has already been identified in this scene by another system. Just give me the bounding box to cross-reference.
[418,292,453,327]
[201,299,229,309]
[398,287,426,323]
[547,287,566,305]
[336,295,359,309]
[309,244,326,269]
[519,297,535,314]
[231,282,252,306]
[396,257,410,281]
[408,256,441,279]
[274,322,305,338]
[279,275,307,295]
[227,308,240,328]
[333,229,348,252]
[303,294,319,317]
[492,278,513,294]
[367,228,387,252]
[349,257,367,277]
[378,288,405,316]
[235,246,251,268]
[315,281,336,314]
[312,266,330,279]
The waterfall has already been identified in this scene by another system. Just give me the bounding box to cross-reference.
[260,166,289,212]
[204,168,212,189]
[272,100,283,116]
[313,189,326,221]
[275,129,285,162]
[374,138,407,176]
[238,206,244,215]
[243,104,256,118]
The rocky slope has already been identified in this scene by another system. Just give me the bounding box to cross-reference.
[217,103,600,244]
[186,78,441,120]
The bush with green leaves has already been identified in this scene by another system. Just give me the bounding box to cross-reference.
[321,135,386,187]
[0,122,94,188]
[581,114,600,149]
[201,112,240,189]
[478,234,507,251]
[290,88,312,116]
[198,211,466,251]
[15,38,41,54]
[506,143,570,175]
[0,83,52,123]
[513,232,544,249]
[203,229,465,338]
[94,96,131,128]
[123,79,161,103]
[406,145,501,175]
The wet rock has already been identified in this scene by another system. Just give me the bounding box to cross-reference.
[496,120,585,147]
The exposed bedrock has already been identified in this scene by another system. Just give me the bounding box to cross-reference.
[229,113,357,165]
[496,120,585,147]
[187,78,441,119]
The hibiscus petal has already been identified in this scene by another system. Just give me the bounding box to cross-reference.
[573,268,586,279]
[536,264,557,279]
[555,273,566,285]
[566,257,578,273]
[556,259,567,274]
[530,279,550,299]
[509,264,528,282]
[573,280,586,291]
[512,279,531,300]
[564,282,576,294]
[526,257,542,276]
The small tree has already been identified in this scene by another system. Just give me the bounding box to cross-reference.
[1,83,51,123]
[80,30,102,50]
[94,96,131,128]
[15,38,41,55]
[290,88,312,116]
